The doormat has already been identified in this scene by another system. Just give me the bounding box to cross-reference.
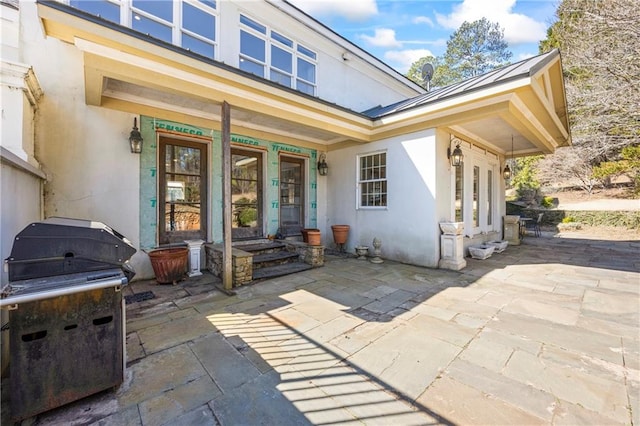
[125,291,155,304]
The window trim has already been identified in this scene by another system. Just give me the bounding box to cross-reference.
[70,0,219,60]
[158,136,209,245]
[239,13,317,95]
[357,151,387,209]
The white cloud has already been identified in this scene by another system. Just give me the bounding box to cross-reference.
[384,49,433,73]
[287,0,378,22]
[435,0,547,45]
[412,16,434,27]
[359,28,402,48]
[517,51,536,61]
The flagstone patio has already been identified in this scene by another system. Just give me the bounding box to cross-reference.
[2,233,638,425]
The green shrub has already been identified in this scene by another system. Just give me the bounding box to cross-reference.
[562,216,575,223]
[541,196,554,208]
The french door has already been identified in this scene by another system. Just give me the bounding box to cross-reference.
[279,156,305,236]
[231,148,263,240]
[158,137,207,244]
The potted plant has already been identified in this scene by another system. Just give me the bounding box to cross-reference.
[148,246,188,284]
[331,225,350,245]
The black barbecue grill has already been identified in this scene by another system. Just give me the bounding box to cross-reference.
[1,217,136,421]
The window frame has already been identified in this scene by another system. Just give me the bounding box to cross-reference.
[158,136,209,245]
[357,151,387,209]
[69,0,219,60]
[239,13,317,96]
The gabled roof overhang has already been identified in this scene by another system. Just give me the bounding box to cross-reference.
[37,1,570,156]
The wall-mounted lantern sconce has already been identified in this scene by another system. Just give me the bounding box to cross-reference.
[317,153,328,176]
[447,141,463,167]
[129,117,143,154]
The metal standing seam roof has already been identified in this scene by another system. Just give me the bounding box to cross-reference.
[361,49,560,119]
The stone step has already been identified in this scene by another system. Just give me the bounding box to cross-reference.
[252,262,313,281]
[235,241,286,255]
[252,251,300,269]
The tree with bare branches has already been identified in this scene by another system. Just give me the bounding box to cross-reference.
[537,0,640,193]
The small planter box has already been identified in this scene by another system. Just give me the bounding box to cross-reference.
[486,240,508,253]
[468,245,495,260]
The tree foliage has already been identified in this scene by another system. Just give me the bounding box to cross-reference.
[592,146,640,194]
[537,0,640,193]
[406,19,512,89]
[511,156,542,198]
[442,18,512,83]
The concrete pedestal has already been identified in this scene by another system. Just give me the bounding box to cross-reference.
[185,239,204,277]
[439,233,466,270]
[503,215,521,246]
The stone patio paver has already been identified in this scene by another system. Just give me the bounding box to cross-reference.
[2,232,638,425]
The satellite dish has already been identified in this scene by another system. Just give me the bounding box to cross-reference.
[420,63,434,91]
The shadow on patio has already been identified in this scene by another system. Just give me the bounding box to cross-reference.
[2,232,638,425]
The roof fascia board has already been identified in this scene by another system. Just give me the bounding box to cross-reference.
[102,89,335,146]
[372,91,517,133]
[99,96,326,151]
[505,95,558,153]
[76,41,372,140]
[529,75,570,141]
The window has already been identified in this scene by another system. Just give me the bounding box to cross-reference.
[71,0,218,59]
[473,166,480,227]
[158,138,208,244]
[487,170,493,226]
[71,0,120,24]
[239,14,317,95]
[455,164,463,222]
[358,152,387,208]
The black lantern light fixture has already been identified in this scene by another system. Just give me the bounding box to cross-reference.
[447,139,463,167]
[503,136,514,180]
[129,117,143,154]
[317,153,328,176]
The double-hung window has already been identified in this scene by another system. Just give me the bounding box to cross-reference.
[239,14,317,96]
[70,0,218,59]
[358,152,387,208]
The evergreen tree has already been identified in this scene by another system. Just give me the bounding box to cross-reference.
[406,19,512,89]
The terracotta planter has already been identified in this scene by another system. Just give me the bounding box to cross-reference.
[306,230,321,246]
[301,228,320,243]
[148,247,188,284]
[331,225,350,245]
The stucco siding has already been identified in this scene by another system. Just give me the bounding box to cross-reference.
[326,130,440,267]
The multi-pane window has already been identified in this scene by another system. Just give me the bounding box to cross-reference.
[358,152,387,208]
[473,166,480,227]
[487,170,493,226]
[70,0,218,59]
[158,138,208,244]
[239,14,317,96]
[455,164,464,222]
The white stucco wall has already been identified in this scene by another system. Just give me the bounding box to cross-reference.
[18,2,144,271]
[218,0,421,113]
[326,129,441,267]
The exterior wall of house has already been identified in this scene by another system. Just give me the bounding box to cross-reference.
[137,117,319,248]
[1,2,46,376]
[9,1,420,278]
[446,137,505,250]
[191,0,423,112]
[325,128,507,266]
[0,160,43,376]
[325,129,441,267]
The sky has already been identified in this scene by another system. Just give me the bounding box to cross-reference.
[286,0,559,74]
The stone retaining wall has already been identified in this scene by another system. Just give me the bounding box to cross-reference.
[205,245,253,286]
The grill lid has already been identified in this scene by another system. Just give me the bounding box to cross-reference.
[6,217,136,281]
